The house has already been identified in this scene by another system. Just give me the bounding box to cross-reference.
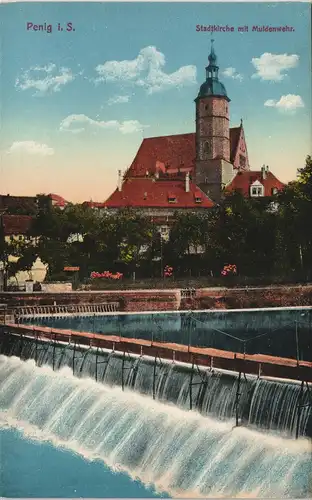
[0,214,47,286]
[0,194,38,215]
[226,166,285,197]
[1,214,33,243]
[48,193,69,209]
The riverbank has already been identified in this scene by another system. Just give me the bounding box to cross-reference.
[0,284,311,313]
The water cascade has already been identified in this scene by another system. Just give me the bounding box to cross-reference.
[0,355,311,499]
[1,335,311,438]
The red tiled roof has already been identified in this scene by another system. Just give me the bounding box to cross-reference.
[125,134,196,178]
[1,215,33,235]
[156,160,166,173]
[82,201,106,209]
[103,178,214,208]
[48,193,68,206]
[226,170,285,196]
[125,128,243,179]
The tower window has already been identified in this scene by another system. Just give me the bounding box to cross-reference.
[204,142,211,155]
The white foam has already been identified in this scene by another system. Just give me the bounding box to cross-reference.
[0,355,311,499]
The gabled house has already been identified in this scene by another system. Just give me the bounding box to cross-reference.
[226,166,285,198]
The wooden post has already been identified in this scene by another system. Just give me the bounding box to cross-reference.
[295,380,305,439]
[152,355,157,400]
[189,357,195,410]
[52,333,57,371]
[72,340,76,376]
[121,351,125,391]
[235,371,242,427]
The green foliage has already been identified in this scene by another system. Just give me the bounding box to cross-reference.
[2,240,38,282]
[2,156,311,284]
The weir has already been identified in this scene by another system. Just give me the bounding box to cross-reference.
[1,355,311,499]
[1,323,312,439]
[19,306,312,361]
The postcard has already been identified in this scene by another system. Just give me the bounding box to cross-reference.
[0,1,311,499]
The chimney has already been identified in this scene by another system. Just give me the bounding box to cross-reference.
[117,170,122,191]
[185,172,190,192]
[261,165,266,180]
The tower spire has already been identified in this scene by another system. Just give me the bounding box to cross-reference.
[206,38,219,80]
[210,37,215,58]
[195,38,229,101]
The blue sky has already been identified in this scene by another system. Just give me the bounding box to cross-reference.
[1,1,311,202]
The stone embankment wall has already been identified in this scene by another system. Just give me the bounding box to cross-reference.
[0,290,180,313]
[193,285,312,310]
[0,285,311,313]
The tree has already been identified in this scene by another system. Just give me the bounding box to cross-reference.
[7,158,311,286]
[3,240,38,285]
[277,156,312,279]
[114,210,154,274]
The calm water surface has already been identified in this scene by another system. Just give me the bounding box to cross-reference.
[1,427,167,498]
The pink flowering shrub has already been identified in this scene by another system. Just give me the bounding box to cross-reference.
[90,271,123,280]
[221,264,237,276]
[164,265,173,277]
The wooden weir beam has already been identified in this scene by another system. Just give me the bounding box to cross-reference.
[1,322,312,383]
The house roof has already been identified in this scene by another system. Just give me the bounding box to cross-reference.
[0,194,37,213]
[125,133,196,178]
[1,215,33,235]
[124,129,243,180]
[82,201,106,209]
[226,170,285,196]
[101,178,214,209]
[48,193,68,206]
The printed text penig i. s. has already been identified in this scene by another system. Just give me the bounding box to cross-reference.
[26,22,75,33]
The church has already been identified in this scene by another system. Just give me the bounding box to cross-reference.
[85,42,284,218]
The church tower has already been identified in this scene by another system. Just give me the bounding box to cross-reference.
[195,41,234,202]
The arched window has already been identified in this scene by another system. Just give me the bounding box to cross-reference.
[204,142,211,156]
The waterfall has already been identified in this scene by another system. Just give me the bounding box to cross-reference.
[1,335,311,438]
[0,355,311,499]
